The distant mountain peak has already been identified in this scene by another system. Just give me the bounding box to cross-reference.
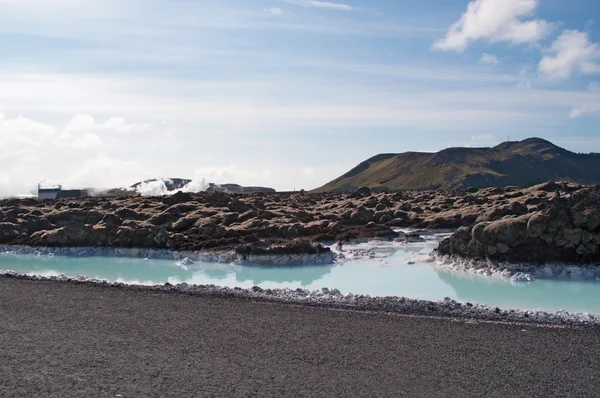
[494,137,562,151]
[520,137,555,145]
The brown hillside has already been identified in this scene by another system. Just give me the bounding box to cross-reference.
[315,138,600,192]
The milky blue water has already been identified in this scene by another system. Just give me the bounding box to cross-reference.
[2,241,600,314]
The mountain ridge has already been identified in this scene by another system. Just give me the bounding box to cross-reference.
[315,138,600,192]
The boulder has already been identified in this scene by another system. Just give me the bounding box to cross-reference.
[526,213,547,238]
[562,228,583,248]
[114,226,154,247]
[204,192,230,207]
[171,216,199,233]
[162,191,193,206]
[196,221,226,238]
[437,194,600,264]
[147,206,182,226]
[393,210,409,219]
[115,208,143,220]
[222,213,240,227]
[571,188,600,231]
[29,222,94,246]
[236,239,328,255]
[153,228,169,247]
[167,233,188,249]
[101,213,123,227]
[344,207,374,226]
[474,216,529,246]
[227,199,250,213]
[0,222,23,243]
[353,186,371,197]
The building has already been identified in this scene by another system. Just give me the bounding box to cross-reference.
[38,184,62,200]
[37,183,88,200]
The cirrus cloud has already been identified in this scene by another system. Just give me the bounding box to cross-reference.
[282,0,355,11]
[569,82,600,118]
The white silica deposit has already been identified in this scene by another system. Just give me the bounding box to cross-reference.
[0,245,335,266]
[433,253,600,282]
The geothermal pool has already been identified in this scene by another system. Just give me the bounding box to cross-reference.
[2,237,600,315]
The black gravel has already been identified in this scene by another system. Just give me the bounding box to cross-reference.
[1,278,600,398]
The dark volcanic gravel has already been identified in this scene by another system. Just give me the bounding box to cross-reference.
[1,278,600,397]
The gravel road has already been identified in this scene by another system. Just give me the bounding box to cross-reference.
[1,278,599,397]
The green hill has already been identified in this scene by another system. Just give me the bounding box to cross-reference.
[315,138,600,192]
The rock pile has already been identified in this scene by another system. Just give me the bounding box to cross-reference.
[437,185,600,264]
[1,181,597,260]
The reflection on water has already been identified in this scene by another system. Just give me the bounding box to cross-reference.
[435,270,600,314]
[2,239,600,314]
[234,265,333,286]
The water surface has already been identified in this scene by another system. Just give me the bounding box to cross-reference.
[2,241,600,314]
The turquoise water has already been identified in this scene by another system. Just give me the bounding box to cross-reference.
[2,243,600,314]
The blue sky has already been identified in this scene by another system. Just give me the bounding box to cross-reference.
[0,0,599,194]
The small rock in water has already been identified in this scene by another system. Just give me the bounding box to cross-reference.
[510,273,533,283]
[406,233,424,243]
[180,257,194,265]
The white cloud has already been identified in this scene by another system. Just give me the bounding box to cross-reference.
[0,111,179,196]
[569,106,600,118]
[65,114,152,135]
[569,82,600,118]
[65,155,147,189]
[478,53,500,65]
[265,8,284,16]
[0,113,56,148]
[0,113,156,153]
[539,30,600,81]
[283,0,355,11]
[56,131,103,150]
[433,0,551,52]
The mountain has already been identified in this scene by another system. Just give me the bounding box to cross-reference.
[315,138,600,192]
[205,183,276,194]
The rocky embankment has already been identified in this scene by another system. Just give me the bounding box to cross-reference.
[1,181,598,264]
[437,182,600,264]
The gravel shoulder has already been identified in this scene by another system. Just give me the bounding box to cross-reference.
[1,278,600,398]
